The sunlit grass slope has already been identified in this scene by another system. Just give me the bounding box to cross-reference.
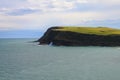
[53,27,120,36]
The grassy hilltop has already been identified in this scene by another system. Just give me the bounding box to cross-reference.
[53,27,120,36]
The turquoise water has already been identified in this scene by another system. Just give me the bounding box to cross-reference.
[0,38,120,80]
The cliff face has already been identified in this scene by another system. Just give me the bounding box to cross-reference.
[37,27,120,46]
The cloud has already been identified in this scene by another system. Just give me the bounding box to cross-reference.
[6,9,40,16]
[0,14,22,30]
[0,9,119,30]
[0,0,89,15]
[0,0,120,31]
[26,0,74,12]
[0,0,27,8]
[0,0,120,15]
[26,0,90,12]
[99,0,120,6]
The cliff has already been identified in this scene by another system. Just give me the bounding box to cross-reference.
[37,27,120,46]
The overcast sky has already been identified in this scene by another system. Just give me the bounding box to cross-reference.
[0,0,120,38]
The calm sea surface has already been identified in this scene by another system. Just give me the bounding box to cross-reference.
[0,38,120,80]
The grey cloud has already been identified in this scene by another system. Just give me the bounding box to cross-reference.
[0,0,27,8]
[5,9,40,16]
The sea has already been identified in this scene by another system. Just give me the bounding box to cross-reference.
[0,38,120,80]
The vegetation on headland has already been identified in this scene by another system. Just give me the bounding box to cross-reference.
[53,26,120,36]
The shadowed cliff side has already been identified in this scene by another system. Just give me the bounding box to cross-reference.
[37,27,120,46]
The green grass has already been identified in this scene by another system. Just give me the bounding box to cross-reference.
[53,26,120,36]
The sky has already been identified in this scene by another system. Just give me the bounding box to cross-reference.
[0,0,120,38]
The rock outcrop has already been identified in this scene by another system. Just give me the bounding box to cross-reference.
[37,27,120,46]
